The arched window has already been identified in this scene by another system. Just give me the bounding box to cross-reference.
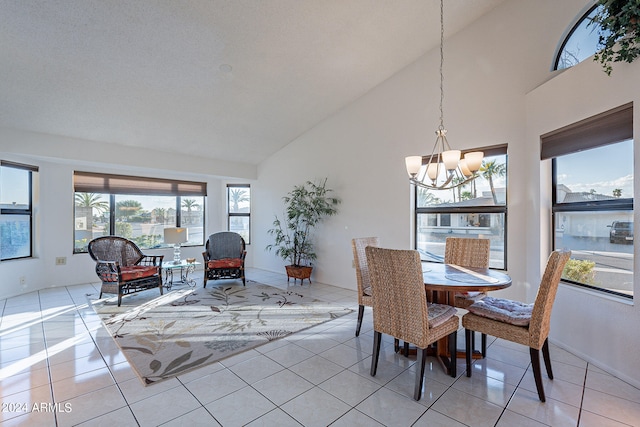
[553,4,603,71]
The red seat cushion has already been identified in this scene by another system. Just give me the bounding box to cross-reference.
[120,265,158,281]
[208,258,243,269]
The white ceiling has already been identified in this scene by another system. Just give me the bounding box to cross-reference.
[1,0,505,165]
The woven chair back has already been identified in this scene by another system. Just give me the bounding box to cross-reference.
[366,246,431,348]
[351,237,379,303]
[529,250,571,347]
[88,236,143,266]
[444,237,490,268]
[206,232,245,260]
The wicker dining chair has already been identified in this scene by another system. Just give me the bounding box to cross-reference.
[366,246,459,400]
[444,237,491,354]
[351,237,379,337]
[462,249,571,402]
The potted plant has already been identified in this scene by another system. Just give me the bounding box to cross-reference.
[266,178,340,284]
[592,0,640,75]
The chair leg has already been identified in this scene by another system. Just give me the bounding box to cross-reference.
[471,331,476,353]
[481,333,487,357]
[448,330,457,378]
[355,305,365,337]
[465,329,472,377]
[117,293,122,307]
[394,338,400,353]
[203,276,207,288]
[530,347,546,402]
[404,341,410,357]
[371,331,382,377]
[542,338,553,379]
[414,347,428,400]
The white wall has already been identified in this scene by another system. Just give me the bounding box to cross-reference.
[526,56,640,388]
[254,0,640,387]
[0,129,257,300]
[253,0,586,296]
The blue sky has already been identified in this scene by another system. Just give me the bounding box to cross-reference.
[556,140,633,198]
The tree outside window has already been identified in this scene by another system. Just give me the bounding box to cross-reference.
[415,148,507,269]
[227,185,251,243]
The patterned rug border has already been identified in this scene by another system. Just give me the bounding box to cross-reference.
[90,281,353,386]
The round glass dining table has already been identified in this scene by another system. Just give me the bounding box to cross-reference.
[422,263,512,305]
[422,263,512,372]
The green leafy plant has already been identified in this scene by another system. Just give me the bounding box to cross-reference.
[562,259,597,285]
[266,178,340,267]
[592,0,640,75]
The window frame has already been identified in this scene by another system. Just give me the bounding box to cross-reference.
[414,145,508,270]
[1,161,38,261]
[545,103,634,299]
[553,4,601,71]
[227,184,251,244]
[73,172,206,254]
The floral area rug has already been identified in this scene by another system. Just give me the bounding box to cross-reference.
[91,282,353,385]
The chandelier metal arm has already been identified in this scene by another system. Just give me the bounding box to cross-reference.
[409,171,480,191]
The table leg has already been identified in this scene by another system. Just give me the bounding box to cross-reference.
[164,268,174,290]
[181,264,196,287]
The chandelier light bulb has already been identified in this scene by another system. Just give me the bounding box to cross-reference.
[464,151,484,172]
[405,156,422,177]
[459,159,472,177]
[441,149,461,171]
[427,163,440,181]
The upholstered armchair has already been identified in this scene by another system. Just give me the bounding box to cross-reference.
[202,232,246,287]
[88,236,164,306]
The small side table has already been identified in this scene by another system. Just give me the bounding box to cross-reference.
[162,260,200,289]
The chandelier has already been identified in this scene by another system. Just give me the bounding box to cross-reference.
[405,0,483,190]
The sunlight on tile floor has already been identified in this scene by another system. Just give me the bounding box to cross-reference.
[1,268,639,426]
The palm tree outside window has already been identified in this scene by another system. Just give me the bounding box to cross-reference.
[414,146,507,269]
[227,184,251,244]
[73,172,206,253]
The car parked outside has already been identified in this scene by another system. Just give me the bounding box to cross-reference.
[608,221,634,244]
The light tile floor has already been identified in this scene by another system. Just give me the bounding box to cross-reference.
[1,268,640,426]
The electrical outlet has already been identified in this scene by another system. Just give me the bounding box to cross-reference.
[19,276,26,285]
[55,257,67,265]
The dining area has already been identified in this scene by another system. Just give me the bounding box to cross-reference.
[352,236,570,402]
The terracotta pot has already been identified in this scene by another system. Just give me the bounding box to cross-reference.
[285,265,313,285]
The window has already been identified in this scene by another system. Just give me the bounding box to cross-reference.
[544,103,633,298]
[1,161,38,260]
[554,5,603,70]
[74,172,206,253]
[415,146,507,269]
[227,184,250,243]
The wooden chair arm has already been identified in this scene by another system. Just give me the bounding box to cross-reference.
[138,254,164,267]
[94,260,120,283]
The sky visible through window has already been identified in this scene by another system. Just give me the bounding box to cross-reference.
[0,167,29,206]
[555,140,633,199]
[556,6,602,70]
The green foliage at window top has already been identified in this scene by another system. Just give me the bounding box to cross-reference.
[592,0,640,75]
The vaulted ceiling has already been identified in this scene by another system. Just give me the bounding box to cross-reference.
[1,0,506,165]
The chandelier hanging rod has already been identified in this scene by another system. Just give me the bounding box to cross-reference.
[405,0,483,191]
